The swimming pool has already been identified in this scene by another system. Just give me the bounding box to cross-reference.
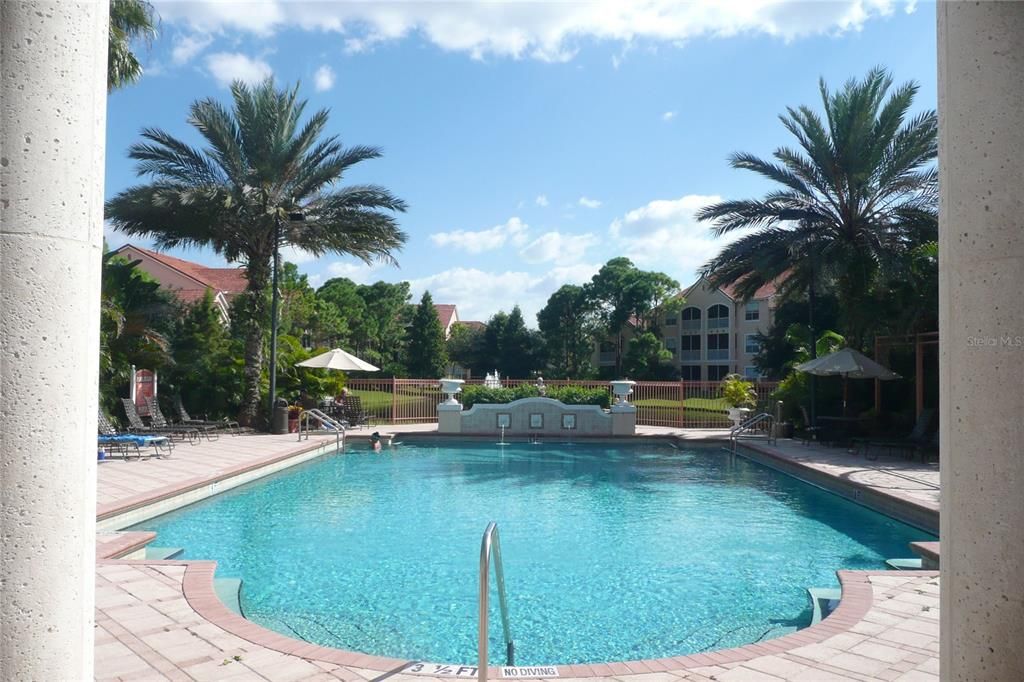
[133,440,932,665]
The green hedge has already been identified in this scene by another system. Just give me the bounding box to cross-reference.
[460,384,610,409]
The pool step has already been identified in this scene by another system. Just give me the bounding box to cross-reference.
[807,587,842,625]
[214,578,243,616]
[145,546,184,560]
[885,558,924,570]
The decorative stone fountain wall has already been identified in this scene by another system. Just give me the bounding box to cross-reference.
[436,380,637,436]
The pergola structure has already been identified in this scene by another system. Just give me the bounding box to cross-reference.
[873,331,939,418]
[1,2,1021,681]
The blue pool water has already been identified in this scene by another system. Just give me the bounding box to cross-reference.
[133,441,932,664]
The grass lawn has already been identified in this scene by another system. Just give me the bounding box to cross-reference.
[634,397,731,412]
[349,389,426,413]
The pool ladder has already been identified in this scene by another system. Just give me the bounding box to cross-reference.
[729,412,777,452]
[479,521,515,681]
[297,409,346,452]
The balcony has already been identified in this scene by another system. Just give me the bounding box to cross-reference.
[707,318,729,331]
[679,349,701,361]
[681,319,701,331]
[707,349,729,361]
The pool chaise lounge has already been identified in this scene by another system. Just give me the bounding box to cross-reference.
[121,398,200,444]
[147,396,220,441]
[97,409,174,460]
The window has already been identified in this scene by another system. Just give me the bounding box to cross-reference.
[665,313,677,326]
[665,337,678,357]
[707,365,730,381]
[745,301,760,321]
[745,334,761,354]
[598,339,616,363]
[707,333,729,360]
[599,340,616,352]
[681,306,702,331]
[707,304,729,330]
[679,334,701,361]
[744,366,761,379]
[680,365,702,381]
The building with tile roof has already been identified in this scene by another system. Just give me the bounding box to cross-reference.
[113,244,248,323]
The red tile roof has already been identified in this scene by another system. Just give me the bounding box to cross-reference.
[433,304,457,329]
[456,320,486,332]
[115,244,248,300]
[720,278,778,301]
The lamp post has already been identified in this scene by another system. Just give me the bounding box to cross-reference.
[268,210,305,422]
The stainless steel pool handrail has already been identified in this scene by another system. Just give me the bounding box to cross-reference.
[298,409,345,452]
[730,412,776,451]
[479,521,514,681]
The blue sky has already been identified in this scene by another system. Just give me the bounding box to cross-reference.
[105,0,937,323]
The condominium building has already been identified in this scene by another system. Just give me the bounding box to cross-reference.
[595,276,777,380]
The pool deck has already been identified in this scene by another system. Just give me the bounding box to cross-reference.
[94,426,942,681]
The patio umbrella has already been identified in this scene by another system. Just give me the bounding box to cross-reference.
[795,348,899,416]
[295,348,380,372]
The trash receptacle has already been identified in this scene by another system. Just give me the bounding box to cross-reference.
[271,398,290,434]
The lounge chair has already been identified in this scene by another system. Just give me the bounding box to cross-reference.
[98,408,173,460]
[858,408,937,461]
[174,398,240,435]
[795,406,822,446]
[341,395,373,429]
[147,396,219,442]
[121,398,200,445]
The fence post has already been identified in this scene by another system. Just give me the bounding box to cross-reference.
[391,377,398,424]
[678,381,685,428]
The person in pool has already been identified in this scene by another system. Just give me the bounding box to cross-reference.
[370,432,382,452]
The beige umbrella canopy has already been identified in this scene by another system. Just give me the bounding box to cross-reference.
[796,347,899,415]
[295,348,380,372]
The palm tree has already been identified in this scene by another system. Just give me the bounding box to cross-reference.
[108,0,158,91]
[697,67,937,347]
[106,79,408,425]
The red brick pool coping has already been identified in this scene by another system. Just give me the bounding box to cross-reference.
[99,558,937,678]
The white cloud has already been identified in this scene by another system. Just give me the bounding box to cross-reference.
[430,217,529,254]
[408,263,600,323]
[313,64,336,92]
[324,260,390,284]
[279,245,317,265]
[520,231,597,264]
[578,196,602,209]
[661,110,677,122]
[205,52,272,87]
[172,33,213,64]
[535,195,549,207]
[610,193,745,276]
[155,1,906,62]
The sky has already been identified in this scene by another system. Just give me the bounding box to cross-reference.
[105,0,938,324]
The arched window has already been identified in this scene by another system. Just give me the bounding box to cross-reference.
[707,304,729,330]
[681,306,702,331]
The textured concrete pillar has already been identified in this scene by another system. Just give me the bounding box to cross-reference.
[0,2,107,679]
[938,3,1024,680]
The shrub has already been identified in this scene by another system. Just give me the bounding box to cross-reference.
[460,384,610,409]
[547,385,611,409]
[721,373,757,408]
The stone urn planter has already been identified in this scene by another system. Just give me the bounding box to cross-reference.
[439,378,465,405]
[727,407,752,428]
[610,379,636,406]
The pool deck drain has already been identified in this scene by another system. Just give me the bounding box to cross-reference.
[94,427,942,681]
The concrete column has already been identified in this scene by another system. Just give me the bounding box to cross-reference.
[938,3,1024,680]
[1,2,108,679]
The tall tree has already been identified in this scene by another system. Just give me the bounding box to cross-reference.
[537,284,596,378]
[500,305,542,378]
[164,290,244,420]
[480,311,509,375]
[406,292,448,378]
[106,79,407,424]
[697,67,937,347]
[108,0,158,90]
[357,280,413,374]
[584,257,682,375]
